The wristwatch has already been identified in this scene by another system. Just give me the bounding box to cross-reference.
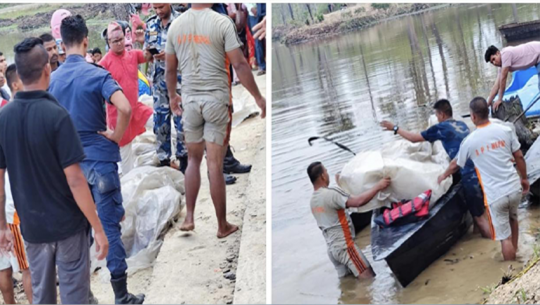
[393,125,399,135]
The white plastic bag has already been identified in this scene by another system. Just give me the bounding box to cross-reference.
[232,89,259,127]
[91,166,184,275]
[338,140,452,213]
[526,139,540,184]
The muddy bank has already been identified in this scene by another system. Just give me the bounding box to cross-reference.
[485,253,540,304]
[0,3,117,32]
[276,3,449,45]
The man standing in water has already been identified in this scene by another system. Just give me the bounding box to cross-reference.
[165,3,266,237]
[380,99,491,239]
[485,42,540,111]
[308,162,390,278]
[438,97,529,261]
[49,15,145,303]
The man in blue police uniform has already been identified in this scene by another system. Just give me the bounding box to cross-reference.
[49,15,145,304]
[144,3,187,172]
[380,99,491,239]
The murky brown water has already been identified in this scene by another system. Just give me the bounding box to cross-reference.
[272,3,540,304]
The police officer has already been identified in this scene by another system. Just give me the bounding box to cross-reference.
[144,3,187,172]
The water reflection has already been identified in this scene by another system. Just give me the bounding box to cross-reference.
[273,3,540,304]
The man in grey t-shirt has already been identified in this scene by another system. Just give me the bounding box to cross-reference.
[165,3,266,238]
[308,162,390,278]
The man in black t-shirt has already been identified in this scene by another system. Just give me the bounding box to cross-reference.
[0,37,109,304]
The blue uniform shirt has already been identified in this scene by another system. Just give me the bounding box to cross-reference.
[144,9,182,87]
[49,55,122,162]
[421,119,476,177]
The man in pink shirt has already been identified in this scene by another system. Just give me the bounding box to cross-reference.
[485,42,540,111]
[100,22,153,174]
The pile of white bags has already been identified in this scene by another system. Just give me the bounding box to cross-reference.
[92,166,185,276]
[338,140,452,213]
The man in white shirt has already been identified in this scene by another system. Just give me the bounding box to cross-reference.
[438,97,529,261]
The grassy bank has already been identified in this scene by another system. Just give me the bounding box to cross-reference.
[274,3,449,45]
[0,3,115,33]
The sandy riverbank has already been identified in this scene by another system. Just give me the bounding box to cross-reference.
[2,73,266,304]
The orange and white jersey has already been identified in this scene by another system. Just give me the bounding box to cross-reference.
[456,121,522,205]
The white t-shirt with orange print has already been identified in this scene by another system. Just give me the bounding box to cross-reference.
[456,121,522,205]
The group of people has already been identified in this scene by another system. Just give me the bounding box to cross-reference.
[0,2,266,304]
[308,40,540,280]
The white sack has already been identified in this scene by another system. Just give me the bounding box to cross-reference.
[338,140,452,213]
[91,166,184,276]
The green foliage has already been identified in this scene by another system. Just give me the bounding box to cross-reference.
[316,13,324,23]
[514,288,527,304]
[354,7,366,14]
[316,4,329,15]
[480,285,495,295]
[371,3,391,10]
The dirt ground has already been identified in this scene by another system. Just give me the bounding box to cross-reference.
[91,73,267,304]
[279,3,444,45]
[2,73,266,304]
[485,258,540,304]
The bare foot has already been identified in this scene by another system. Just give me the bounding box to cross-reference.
[217,223,239,239]
[180,220,195,231]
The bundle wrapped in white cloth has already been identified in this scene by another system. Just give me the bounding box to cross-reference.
[337,140,452,213]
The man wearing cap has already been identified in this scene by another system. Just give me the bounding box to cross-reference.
[100,22,153,174]
[144,3,187,172]
[50,9,71,64]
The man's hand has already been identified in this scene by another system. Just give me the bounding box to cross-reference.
[144,48,153,62]
[437,174,447,185]
[94,229,109,260]
[380,120,395,131]
[253,16,266,40]
[154,51,166,61]
[98,129,121,144]
[521,178,530,195]
[256,96,266,118]
[0,228,13,256]
[377,177,391,191]
[493,98,503,112]
[170,93,183,116]
[135,29,145,44]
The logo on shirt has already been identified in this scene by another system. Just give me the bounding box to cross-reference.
[177,34,211,45]
[312,207,326,214]
[476,140,506,156]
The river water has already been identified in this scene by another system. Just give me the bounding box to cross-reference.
[272,3,540,304]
